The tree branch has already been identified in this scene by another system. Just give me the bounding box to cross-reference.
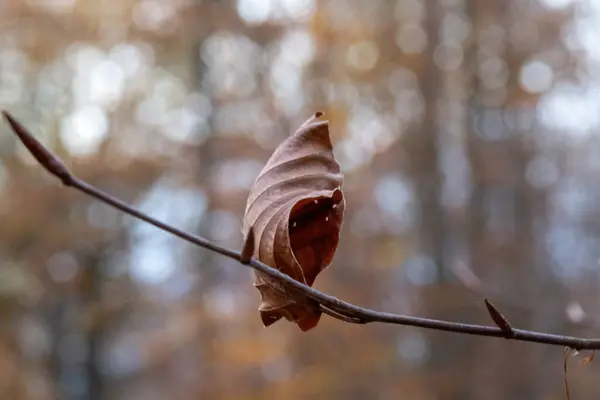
[4,110,600,350]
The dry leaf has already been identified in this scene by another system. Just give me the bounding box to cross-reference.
[582,350,595,365]
[242,112,345,331]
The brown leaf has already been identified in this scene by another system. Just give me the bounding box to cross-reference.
[582,350,595,365]
[242,112,345,331]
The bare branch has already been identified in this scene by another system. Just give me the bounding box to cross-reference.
[5,110,600,350]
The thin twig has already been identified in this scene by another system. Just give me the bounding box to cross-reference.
[4,110,600,350]
[564,347,573,400]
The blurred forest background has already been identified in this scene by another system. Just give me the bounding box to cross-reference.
[1,0,600,399]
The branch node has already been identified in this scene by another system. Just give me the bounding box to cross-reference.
[240,227,255,264]
[485,299,514,338]
[3,111,74,185]
[319,305,368,324]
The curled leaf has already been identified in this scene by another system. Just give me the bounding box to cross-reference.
[242,112,345,331]
[582,350,595,365]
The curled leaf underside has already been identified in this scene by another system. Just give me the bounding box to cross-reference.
[242,112,345,331]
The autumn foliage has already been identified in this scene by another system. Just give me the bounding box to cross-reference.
[3,1,600,399]
[243,112,345,331]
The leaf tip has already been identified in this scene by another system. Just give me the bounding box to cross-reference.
[297,111,329,133]
[260,312,282,327]
[582,350,595,365]
[297,312,321,332]
[332,187,344,204]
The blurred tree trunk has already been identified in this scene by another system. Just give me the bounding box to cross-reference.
[82,251,103,400]
[410,2,462,395]
[48,251,105,400]
[464,1,566,397]
[413,0,446,283]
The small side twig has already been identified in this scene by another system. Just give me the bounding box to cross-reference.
[5,110,600,350]
[453,261,600,332]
